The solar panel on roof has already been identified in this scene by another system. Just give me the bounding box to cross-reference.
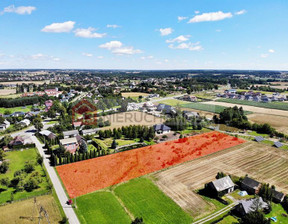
[274,142,283,148]
[254,136,264,142]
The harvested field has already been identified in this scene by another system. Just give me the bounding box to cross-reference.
[0,80,49,85]
[203,101,288,117]
[101,111,164,130]
[248,113,288,134]
[57,131,245,198]
[154,142,288,218]
[0,195,63,224]
[0,88,16,95]
[121,92,149,98]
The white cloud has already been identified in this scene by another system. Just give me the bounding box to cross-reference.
[216,29,222,32]
[99,41,142,55]
[166,35,190,43]
[159,28,173,36]
[2,5,36,15]
[178,16,188,22]
[169,42,203,51]
[112,47,142,55]
[74,27,106,38]
[82,53,93,57]
[261,54,269,58]
[41,21,75,33]
[99,41,123,50]
[107,24,121,28]
[195,11,200,14]
[141,56,154,60]
[97,56,104,59]
[30,53,60,61]
[188,11,233,23]
[235,10,247,15]
[268,49,275,53]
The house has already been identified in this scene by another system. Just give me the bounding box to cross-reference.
[206,176,235,196]
[182,95,197,102]
[153,124,171,134]
[39,130,57,140]
[183,111,199,119]
[225,89,237,94]
[272,190,285,203]
[241,176,261,194]
[156,104,176,115]
[234,197,269,216]
[0,120,10,130]
[82,128,100,136]
[60,137,79,154]
[45,100,53,112]
[18,119,31,127]
[9,135,33,147]
[11,111,25,117]
[63,130,79,139]
[143,102,156,111]
[127,103,140,111]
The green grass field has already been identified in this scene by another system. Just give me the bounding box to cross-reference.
[181,102,227,114]
[156,99,190,107]
[216,98,288,111]
[265,203,288,223]
[0,148,50,204]
[114,178,193,224]
[74,191,131,224]
[0,105,32,114]
[182,102,253,115]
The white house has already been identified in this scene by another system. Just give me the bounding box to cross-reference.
[0,120,10,130]
[18,119,31,127]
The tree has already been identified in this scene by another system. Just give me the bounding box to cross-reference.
[216,172,226,179]
[131,217,144,224]
[111,139,117,149]
[0,177,9,187]
[32,116,43,132]
[239,211,270,224]
[24,161,35,173]
[79,139,88,153]
[0,135,13,149]
[0,161,9,173]
[24,177,39,192]
[36,154,43,165]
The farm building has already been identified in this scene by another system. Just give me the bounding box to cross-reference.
[272,190,285,203]
[60,137,79,154]
[274,141,283,148]
[183,111,199,119]
[241,176,261,194]
[234,197,269,216]
[206,176,235,196]
[153,124,171,135]
[254,136,264,142]
[82,128,100,136]
[63,130,79,139]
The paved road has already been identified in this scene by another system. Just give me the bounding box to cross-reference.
[30,133,80,224]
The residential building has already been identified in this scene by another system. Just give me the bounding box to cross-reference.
[234,197,269,216]
[63,130,79,139]
[59,137,79,154]
[153,124,171,135]
[0,120,10,130]
[206,176,235,195]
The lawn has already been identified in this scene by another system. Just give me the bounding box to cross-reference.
[156,99,189,107]
[114,178,193,224]
[265,203,288,223]
[102,138,137,147]
[0,148,50,204]
[181,102,228,114]
[0,194,63,224]
[217,215,238,224]
[74,191,131,224]
[182,102,253,115]
[216,98,288,111]
[0,105,32,114]
[248,131,269,138]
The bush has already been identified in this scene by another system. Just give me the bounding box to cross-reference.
[24,177,39,192]
[0,161,9,174]
[24,161,35,173]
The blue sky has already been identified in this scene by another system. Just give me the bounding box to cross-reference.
[0,0,287,70]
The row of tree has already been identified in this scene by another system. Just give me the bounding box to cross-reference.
[98,125,155,141]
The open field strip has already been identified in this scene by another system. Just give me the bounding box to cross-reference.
[203,101,288,117]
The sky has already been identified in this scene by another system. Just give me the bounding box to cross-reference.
[0,0,287,70]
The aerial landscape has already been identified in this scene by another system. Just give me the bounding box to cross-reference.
[0,0,288,224]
